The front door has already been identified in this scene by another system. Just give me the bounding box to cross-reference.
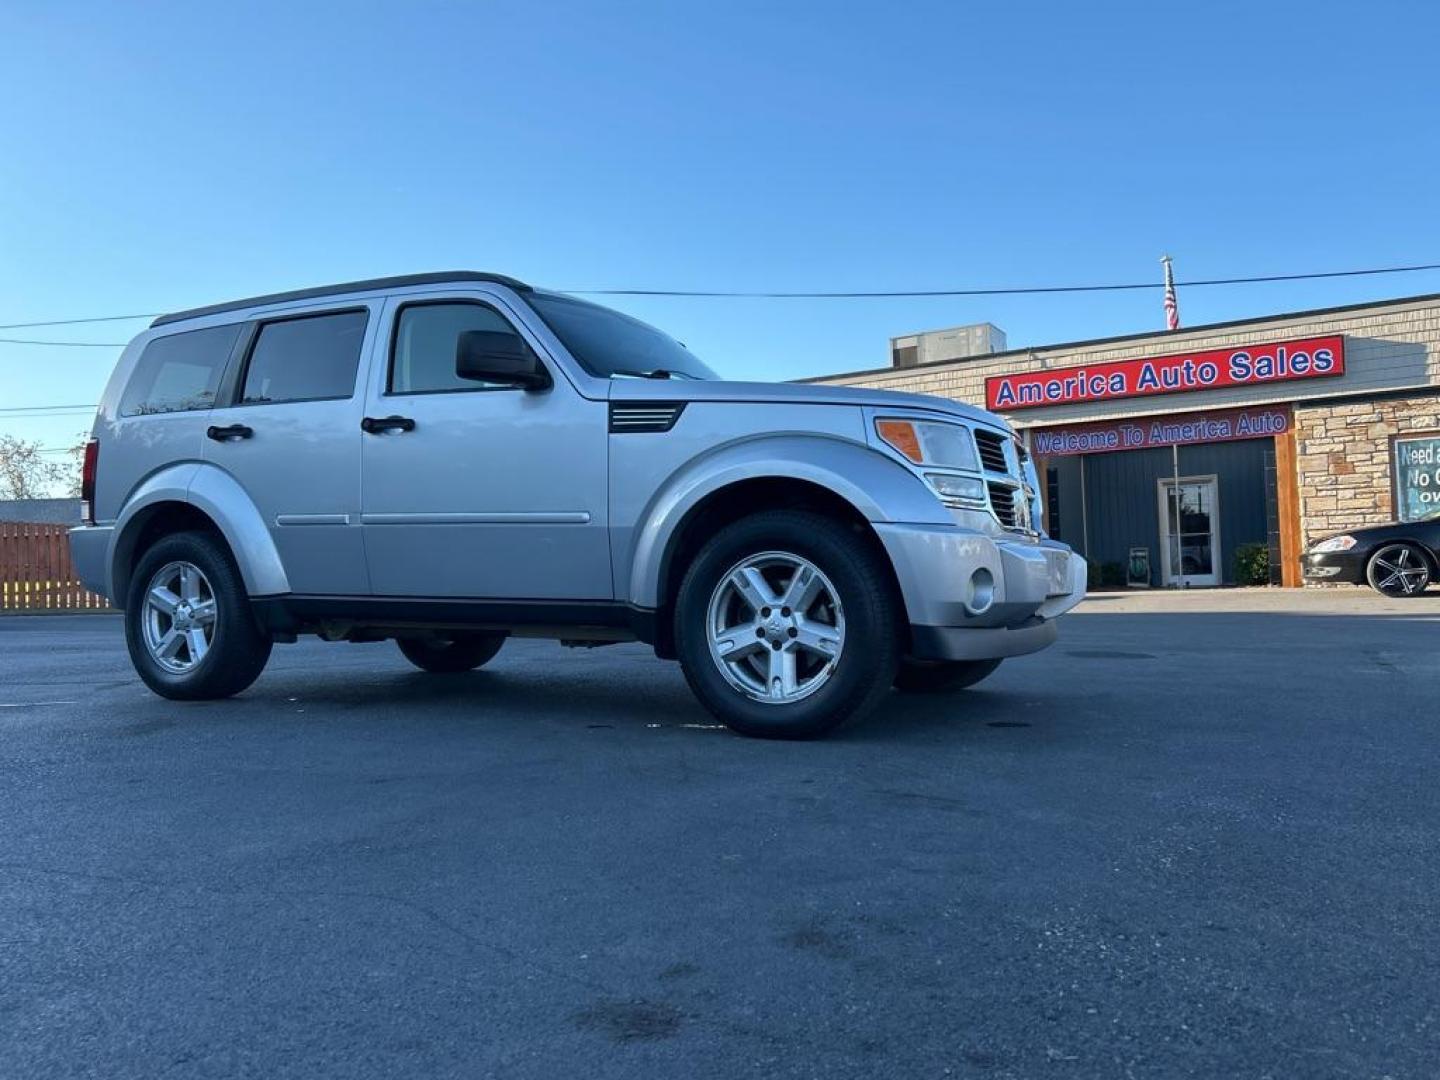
[359,293,611,600]
[1158,476,1220,587]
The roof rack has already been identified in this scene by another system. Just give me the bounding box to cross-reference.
[151,271,531,328]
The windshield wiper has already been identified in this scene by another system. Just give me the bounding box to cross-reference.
[611,368,695,381]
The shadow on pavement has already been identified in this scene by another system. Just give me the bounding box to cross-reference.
[90,608,1436,746]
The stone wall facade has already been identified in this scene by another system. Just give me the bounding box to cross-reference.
[1294,394,1440,541]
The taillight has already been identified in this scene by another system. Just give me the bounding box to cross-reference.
[80,438,99,525]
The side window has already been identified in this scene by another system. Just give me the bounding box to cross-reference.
[119,324,241,416]
[390,302,524,394]
[241,309,368,405]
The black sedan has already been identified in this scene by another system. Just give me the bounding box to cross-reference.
[1302,511,1440,596]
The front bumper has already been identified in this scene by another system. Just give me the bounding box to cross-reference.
[1301,550,1366,584]
[874,522,1086,662]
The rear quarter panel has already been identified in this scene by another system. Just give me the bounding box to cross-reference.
[89,337,208,526]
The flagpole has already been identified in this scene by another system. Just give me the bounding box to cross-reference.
[1162,254,1183,586]
[1161,254,1180,331]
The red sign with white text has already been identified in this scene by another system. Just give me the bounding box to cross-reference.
[1028,406,1292,457]
[986,335,1344,411]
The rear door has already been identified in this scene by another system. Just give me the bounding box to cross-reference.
[358,290,611,600]
[202,304,380,596]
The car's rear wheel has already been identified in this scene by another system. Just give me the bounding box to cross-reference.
[893,657,1003,693]
[1366,543,1432,596]
[125,530,273,700]
[674,510,902,739]
[396,633,506,673]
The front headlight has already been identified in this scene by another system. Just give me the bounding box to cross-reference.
[1311,535,1357,553]
[875,419,979,471]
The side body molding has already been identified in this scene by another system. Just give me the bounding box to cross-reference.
[110,462,291,600]
[623,434,949,610]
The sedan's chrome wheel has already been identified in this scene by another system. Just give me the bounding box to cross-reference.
[706,550,846,704]
[1368,544,1431,596]
[142,561,218,674]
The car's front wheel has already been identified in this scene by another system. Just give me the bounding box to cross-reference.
[125,530,273,700]
[396,633,506,673]
[1366,543,1432,596]
[674,510,902,739]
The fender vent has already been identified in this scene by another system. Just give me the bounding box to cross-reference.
[609,402,686,433]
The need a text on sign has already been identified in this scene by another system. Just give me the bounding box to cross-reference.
[1395,435,1440,522]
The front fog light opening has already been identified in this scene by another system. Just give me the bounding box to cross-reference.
[966,567,995,615]
[926,472,986,507]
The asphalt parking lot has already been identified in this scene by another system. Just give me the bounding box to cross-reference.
[3,591,1437,1079]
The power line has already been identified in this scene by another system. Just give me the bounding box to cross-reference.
[0,313,159,330]
[2,258,1439,417]
[0,406,95,415]
[569,261,1440,298]
[1,260,1438,335]
[0,337,126,347]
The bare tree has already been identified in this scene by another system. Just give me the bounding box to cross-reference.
[62,432,90,498]
[0,435,66,500]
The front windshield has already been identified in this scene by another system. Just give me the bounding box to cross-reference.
[525,292,718,381]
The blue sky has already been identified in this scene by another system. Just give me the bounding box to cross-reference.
[4,0,1439,457]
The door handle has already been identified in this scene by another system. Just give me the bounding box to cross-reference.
[206,423,253,441]
[361,415,416,434]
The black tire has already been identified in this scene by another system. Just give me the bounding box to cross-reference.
[893,657,1003,694]
[124,530,273,700]
[1366,543,1433,597]
[396,633,506,673]
[673,510,903,739]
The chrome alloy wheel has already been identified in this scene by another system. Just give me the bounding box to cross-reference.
[1369,544,1431,596]
[142,561,218,674]
[705,551,846,704]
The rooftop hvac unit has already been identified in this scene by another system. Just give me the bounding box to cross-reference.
[891,323,1007,368]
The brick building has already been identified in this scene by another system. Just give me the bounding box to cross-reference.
[811,292,1440,587]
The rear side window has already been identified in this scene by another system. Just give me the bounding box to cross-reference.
[390,302,521,393]
[120,324,241,417]
[241,309,368,405]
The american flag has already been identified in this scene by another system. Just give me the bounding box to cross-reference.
[1162,255,1180,330]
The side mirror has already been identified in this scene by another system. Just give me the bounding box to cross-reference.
[455,330,551,390]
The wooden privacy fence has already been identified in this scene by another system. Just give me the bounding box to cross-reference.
[0,522,111,612]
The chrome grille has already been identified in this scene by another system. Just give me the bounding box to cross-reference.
[987,482,1020,528]
[974,429,1010,473]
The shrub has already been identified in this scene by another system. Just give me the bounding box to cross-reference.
[1233,542,1270,586]
[1087,559,1138,589]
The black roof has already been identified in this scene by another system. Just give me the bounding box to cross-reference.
[151,271,531,328]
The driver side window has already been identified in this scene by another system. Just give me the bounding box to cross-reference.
[389,302,524,394]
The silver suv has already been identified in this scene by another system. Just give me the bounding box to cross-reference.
[70,272,1085,738]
